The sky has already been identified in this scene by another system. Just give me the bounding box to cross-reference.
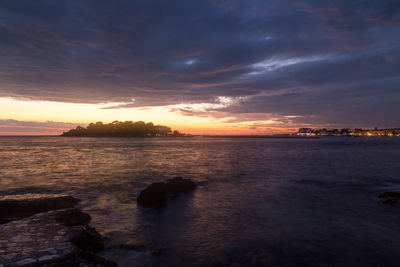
[0,0,399,135]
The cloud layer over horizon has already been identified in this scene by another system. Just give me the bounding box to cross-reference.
[0,119,81,134]
[1,0,399,129]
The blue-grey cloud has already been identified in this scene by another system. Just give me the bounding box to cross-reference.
[0,0,399,127]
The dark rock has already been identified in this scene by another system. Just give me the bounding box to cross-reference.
[137,182,167,205]
[378,191,400,204]
[0,204,118,267]
[78,250,118,267]
[0,194,80,223]
[55,208,91,226]
[39,252,82,267]
[68,225,104,252]
[137,178,197,205]
[39,249,118,267]
[165,177,197,194]
[0,208,117,267]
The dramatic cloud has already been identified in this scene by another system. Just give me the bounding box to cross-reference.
[0,0,399,128]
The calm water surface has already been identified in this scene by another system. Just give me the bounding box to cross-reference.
[1,136,400,266]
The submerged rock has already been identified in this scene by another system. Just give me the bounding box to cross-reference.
[0,194,80,224]
[55,208,91,226]
[379,191,400,204]
[0,208,116,266]
[137,177,196,205]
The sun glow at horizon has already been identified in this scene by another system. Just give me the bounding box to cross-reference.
[0,97,294,135]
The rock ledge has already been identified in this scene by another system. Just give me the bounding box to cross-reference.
[0,194,117,266]
[0,194,80,224]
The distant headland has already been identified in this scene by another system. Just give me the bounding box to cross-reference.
[61,121,192,137]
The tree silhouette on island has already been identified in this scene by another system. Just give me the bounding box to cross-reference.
[61,121,191,137]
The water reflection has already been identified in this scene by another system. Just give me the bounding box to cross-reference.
[1,137,400,266]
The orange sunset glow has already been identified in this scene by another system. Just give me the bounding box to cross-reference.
[1,1,400,267]
[0,97,297,135]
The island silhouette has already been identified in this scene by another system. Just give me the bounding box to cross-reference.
[61,120,189,137]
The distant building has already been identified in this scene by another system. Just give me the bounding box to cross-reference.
[317,129,329,136]
[297,128,315,136]
[363,128,400,136]
[298,127,400,137]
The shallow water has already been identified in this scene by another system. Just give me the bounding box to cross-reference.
[1,136,400,266]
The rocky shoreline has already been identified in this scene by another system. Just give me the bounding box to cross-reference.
[1,183,398,267]
[0,178,198,266]
[0,194,117,267]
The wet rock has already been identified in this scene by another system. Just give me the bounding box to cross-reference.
[39,252,82,266]
[0,194,80,223]
[137,182,167,205]
[137,177,196,205]
[378,191,400,204]
[55,208,91,226]
[16,258,37,265]
[68,225,104,252]
[0,208,116,267]
[165,177,196,194]
[77,250,118,267]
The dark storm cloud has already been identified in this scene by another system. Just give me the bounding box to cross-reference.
[0,0,399,127]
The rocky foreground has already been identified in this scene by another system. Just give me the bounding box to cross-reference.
[0,194,117,267]
[0,178,198,266]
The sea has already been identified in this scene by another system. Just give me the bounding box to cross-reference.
[1,136,400,266]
